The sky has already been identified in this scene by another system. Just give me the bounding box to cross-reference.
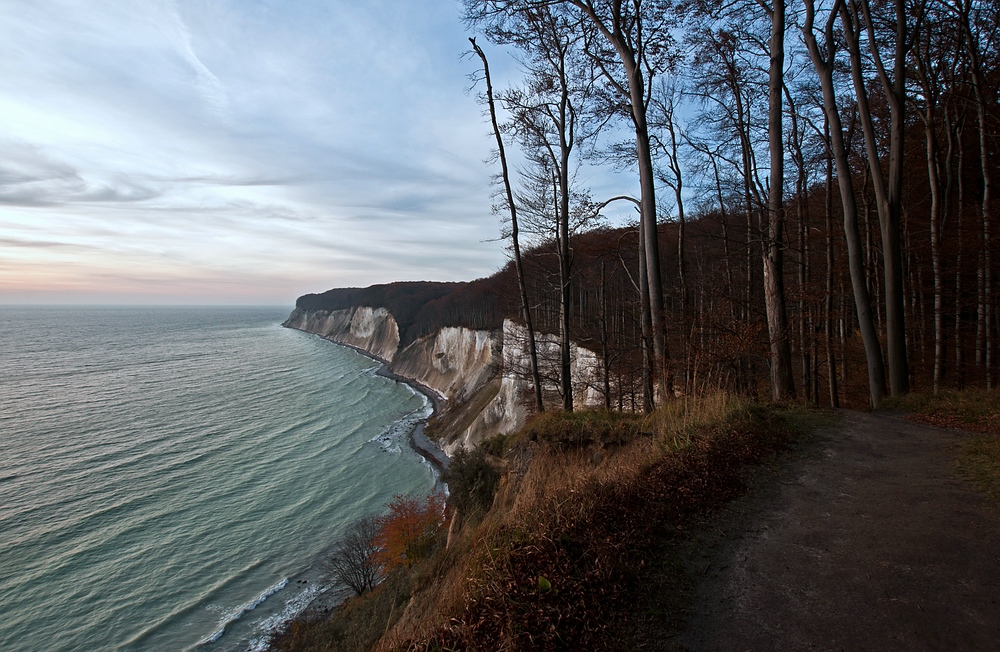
[0,0,637,306]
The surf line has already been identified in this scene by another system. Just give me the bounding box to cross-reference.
[292,329,451,478]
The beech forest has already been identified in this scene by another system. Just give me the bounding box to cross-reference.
[456,0,1000,411]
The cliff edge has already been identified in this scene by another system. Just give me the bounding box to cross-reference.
[283,305,601,455]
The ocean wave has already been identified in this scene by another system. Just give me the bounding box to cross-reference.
[245,584,324,652]
[368,402,432,454]
[119,560,268,650]
[195,577,288,647]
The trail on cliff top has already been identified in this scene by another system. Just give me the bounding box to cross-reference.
[671,410,1000,651]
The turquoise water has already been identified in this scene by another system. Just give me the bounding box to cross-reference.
[0,306,436,651]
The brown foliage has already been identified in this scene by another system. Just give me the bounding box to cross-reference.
[393,403,795,651]
[375,493,446,572]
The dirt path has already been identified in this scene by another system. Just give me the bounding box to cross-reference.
[671,410,1000,651]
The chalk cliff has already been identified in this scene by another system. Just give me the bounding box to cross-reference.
[285,306,399,362]
[283,306,601,455]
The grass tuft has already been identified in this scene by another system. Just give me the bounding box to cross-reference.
[957,435,1000,507]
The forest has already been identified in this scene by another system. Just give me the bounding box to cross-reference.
[453,0,1000,412]
[270,2,1000,649]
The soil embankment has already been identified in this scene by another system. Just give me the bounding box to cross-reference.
[672,410,1000,651]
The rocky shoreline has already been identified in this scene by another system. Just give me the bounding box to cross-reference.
[290,327,452,475]
[265,327,453,642]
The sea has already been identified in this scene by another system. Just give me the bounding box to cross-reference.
[0,306,437,652]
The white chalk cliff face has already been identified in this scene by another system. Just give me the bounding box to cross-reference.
[283,308,602,455]
[501,320,604,410]
[391,327,497,403]
[284,307,399,362]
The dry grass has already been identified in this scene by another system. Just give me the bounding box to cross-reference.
[271,395,812,652]
[383,394,797,651]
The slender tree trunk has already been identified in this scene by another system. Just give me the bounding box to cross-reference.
[979,254,986,369]
[804,0,886,406]
[601,262,612,410]
[966,25,994,388]
[762,0,795,401]
[824,116,840,407]
[843,0,910,396]
[471,38,544,413]
[558,99,574,411]
[955,119,966,388]
[638,224,655,412]
[786,84,811,401]
[917,83,944,391]
[665,110,688,392]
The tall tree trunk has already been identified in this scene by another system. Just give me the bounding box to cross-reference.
[786,83,811,401]
[913,35,945,392]
[664,106,688,392]
[763,0,796,401]
[804,0,886,406]
[843,0,910,396]
[601,262,612,410]
[954,117,966,388]
[470,38,544,413]
[558,91,574,411]
[638,224,655,412]
[824,114,840,407]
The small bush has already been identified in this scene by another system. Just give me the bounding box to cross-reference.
[479,433,515,457]
[442,447,501,516]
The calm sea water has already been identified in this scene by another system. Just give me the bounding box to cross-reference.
[0,306,436,651]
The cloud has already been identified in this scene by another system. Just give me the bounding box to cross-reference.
[0,0,543,304]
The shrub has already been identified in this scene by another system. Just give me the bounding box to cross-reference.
[374,493,445,571]
[442,447,501,517]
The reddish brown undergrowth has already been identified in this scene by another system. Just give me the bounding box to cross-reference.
[387,399,795,651]
[887,388,1000,435]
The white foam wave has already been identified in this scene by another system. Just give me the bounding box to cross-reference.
[245,584,323,652]
[368,403,431,455]
[196,577,288,647]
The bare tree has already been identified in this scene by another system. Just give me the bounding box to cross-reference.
[802,0,886,407]
[563,0,677,402]
[761,0,797,400]
[910,0,951,393]
[495,5,591,411]
[840,0,913,396]
[947,0,997,388]
[326,515,383,596]
[471,38,546,413]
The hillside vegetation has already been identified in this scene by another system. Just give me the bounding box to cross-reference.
[269,396,820,651]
